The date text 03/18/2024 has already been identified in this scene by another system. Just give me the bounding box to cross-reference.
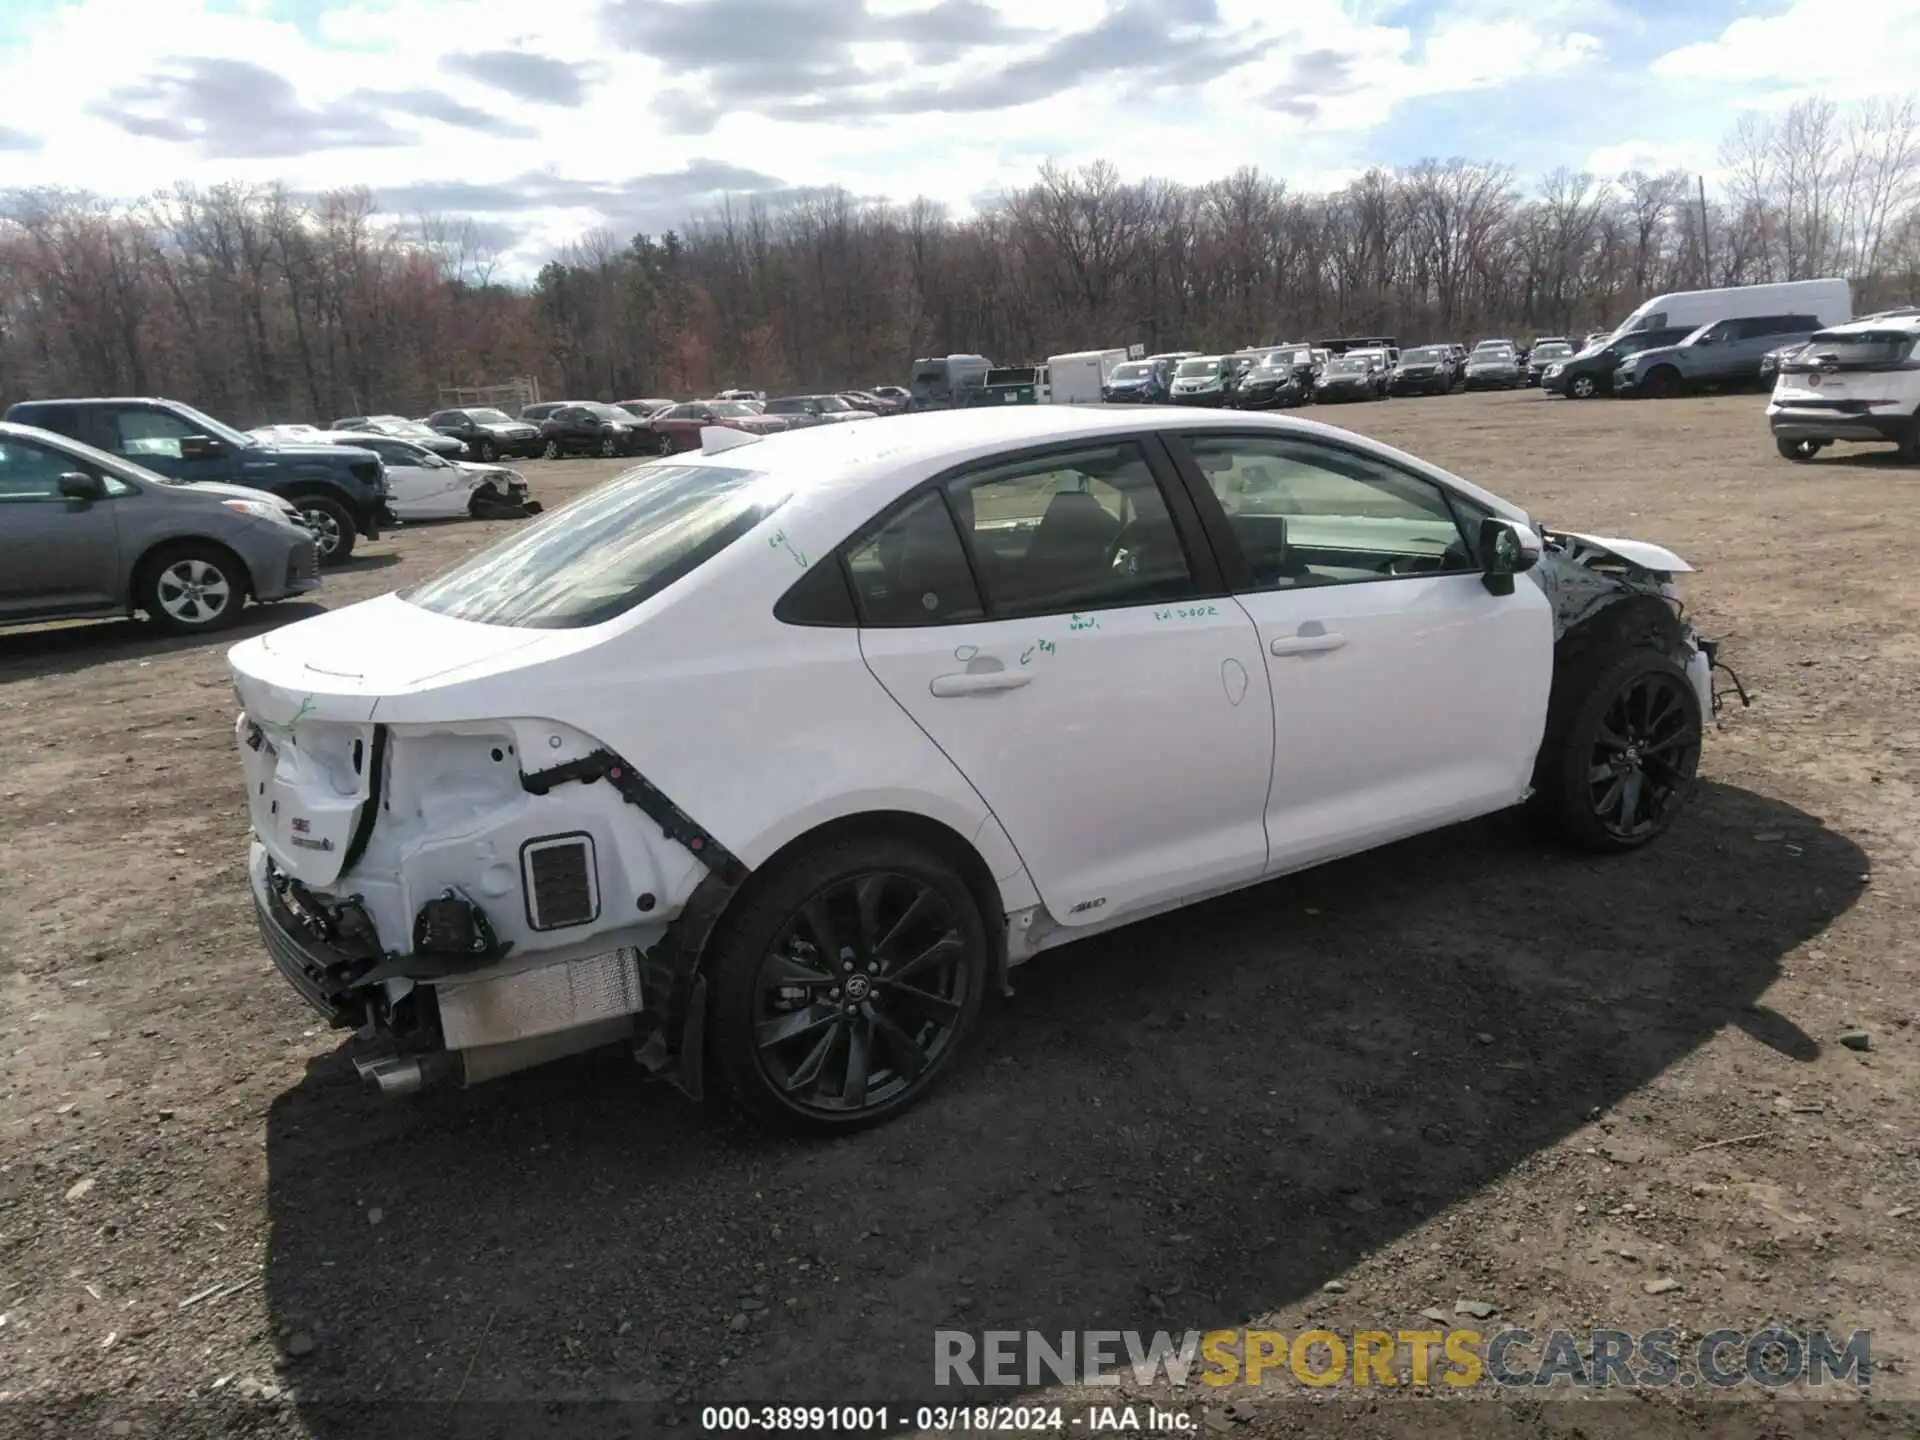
[700,1405,1194,1433]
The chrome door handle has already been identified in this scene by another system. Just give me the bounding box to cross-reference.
[1270,631,1347,656]
[929,671,1033,697]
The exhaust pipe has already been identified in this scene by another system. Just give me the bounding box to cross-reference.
[353,1052,455,1097]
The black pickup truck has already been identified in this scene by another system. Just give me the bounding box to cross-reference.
[3,396,391,563]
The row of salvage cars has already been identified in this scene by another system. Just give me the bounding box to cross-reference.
[230,406,1749,1133]
[0,394,546,639]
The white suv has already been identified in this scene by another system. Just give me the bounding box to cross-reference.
[1769,312,1920,462]
[231,409,1727,1130]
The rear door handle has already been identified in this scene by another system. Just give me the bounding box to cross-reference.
[1270,631,1347,657]
[929,671,1033,697]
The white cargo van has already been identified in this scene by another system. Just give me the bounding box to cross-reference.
[1607,278,1850,343]
[1046,349,1129,404]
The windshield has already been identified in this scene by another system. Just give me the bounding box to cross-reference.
[1176,359,1220,378]
[1471,348,1514,362]
[767,399,804,412]
[582,403,627,421]
[1404,347,1448,363]
[468,408,514,424]
[709,401,757,417]
[166,401,252,449]
[1109,362,1151,381]
[816,396,850,411]
[403,463,788,629]
[1532,344,1572,360]
[1325,358,1367,374]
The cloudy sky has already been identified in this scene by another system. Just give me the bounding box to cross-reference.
[0,0,1913,270]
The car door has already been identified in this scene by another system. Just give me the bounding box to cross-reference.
[364,439,453,517]
[0,435,125,618]
[1163,429,1554,875]
[853,436,1275,926]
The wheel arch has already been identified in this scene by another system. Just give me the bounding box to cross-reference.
[129,532,255,611]
[638,805,1023,1101]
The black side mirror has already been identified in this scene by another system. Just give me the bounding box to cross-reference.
[179,434,224,461]
[1479,517,1540,595]
[58,471,106,502]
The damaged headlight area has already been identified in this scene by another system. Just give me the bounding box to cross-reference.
[1531,527,1751,720]
[237,713,723,1095]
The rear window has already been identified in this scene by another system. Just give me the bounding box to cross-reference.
[402,462,788,629]
[1788,329,1918,370]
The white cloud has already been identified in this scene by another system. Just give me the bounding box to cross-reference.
[1651,0,1920,95]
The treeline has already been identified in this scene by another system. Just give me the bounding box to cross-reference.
[2,94,1916,422]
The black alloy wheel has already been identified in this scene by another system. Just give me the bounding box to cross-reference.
[477,438,499,462]
[1586,668,1700,843]
[751,871,971,1116]
[599,430,618,457]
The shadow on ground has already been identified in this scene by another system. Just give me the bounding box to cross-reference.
[0,601,327,683]
[262,781,1864,1436]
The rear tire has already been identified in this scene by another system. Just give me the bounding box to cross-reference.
[1776,436,1825,462]
[1533,647,1702,854]
[708,832,990,1134]
[292,495,357,565]
[1641,366,1681,400]
[136,542,247,634]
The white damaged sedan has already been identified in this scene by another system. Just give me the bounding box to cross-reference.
[230,407,1736,1130]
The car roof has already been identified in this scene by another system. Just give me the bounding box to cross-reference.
[1814,312,1920,336]
[310,430,404,447]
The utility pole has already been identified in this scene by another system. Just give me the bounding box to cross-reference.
[1699,175,1713,285]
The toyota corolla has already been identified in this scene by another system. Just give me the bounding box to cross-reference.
[231,409,1737,1131]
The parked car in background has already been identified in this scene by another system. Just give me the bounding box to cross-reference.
[1234,346,1316,408]
[1758,339,1809,385]
[869,385,912,409]
[840,389,904,415]
[1314,354,1381,402]
[313,431,540,520]
[616,398,676,420]
[1346,350,1393,396]
[1525,341,1575,387]
[425,407,542,462]
[5,395,389,564]
[1169,355,1235,406]
[1615,314,1821,399]
[1102,357,1175,403]
[647,400,789,454]
[248,423,324,443]
[330,414,464,458]
[1387,345,1456,396]
[1769,312,1920,462]
[766,395,875,426]
[1464,345,1523,390]
[1542,326,1694,399]
[519,402,570,425]
[538,402,651,458]
[229,406,1722,1129]
[1602,278,1849,345]
[0,419,319,634]
[715,389,766,403]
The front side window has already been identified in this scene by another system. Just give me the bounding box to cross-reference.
[114,409,195,459]
[0,438,81,499]
[403,463,787,629]
[1178,435,1475,590]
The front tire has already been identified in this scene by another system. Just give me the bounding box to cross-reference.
[1776,436,1826,462]
[1568,373,1598,399]
[293,495,357,565]
[599,431,618,457]
[477,439,499,463]
[1534,648,1702,853]
[708,832,990,1133]
[542,437,562,460]
[1640,366,1681,400]
[136,542,246,634]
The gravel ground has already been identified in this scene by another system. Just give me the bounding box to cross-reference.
[2,390,1918,1438]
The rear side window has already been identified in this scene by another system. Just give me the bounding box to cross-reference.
[403,462,788,629]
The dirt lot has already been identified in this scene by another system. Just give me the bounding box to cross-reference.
[3,390,1919,1437]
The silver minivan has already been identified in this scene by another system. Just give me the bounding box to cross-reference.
[0,421,321,635]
